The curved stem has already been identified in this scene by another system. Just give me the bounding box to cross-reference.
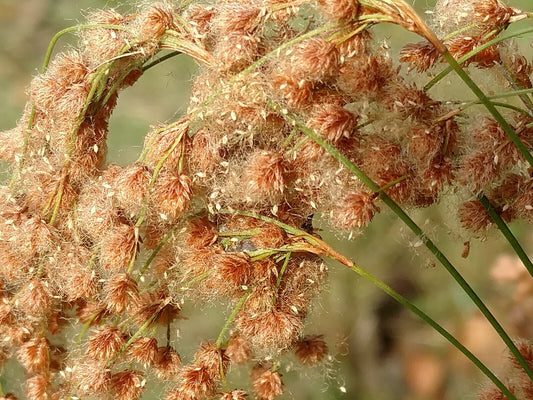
[267,100,533,382]
[348,262,517,400]
[478,194,533,277]
[215,291,250,348]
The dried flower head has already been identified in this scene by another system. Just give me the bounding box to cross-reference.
[318,0,359,22]
[330,190,380,229]
[155,346,182,379]
[129,337,160,367]
[243,151,287,200]
[111,370,145,400]
[220,390,248,400]
[294,335,328,365]
[105,273,141,315]
[252,370,284,400]
[87,326,127,362]
[307,103,357,143]
[17,337,50,373]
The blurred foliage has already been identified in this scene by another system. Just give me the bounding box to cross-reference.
[1,1,533,399]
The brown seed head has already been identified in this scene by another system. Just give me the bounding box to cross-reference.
[143,121,190,171]
[337,54,395,98]
[176,365,217,399]
[136,3,175,42]
[114,164,152,218]
[215,32,261,74]
[152,171,193,221]
[244,151,287,199]
[17,278,52,318]
[331,190,379,229]
[185,4,216,40]
[134,290,180,327]
[272,73,313,109]
[458,199,493,234]
[129,337,160,367]
[252,370,284,400]
[307,103,357,143]
[105,273,140,315]
[87,326,127,362]
[75,360,112,394]
[155,346,182,379]
[225,334,252,365]
[99,224,138,271]
[399,41,440,72]
[294,335,328,365]
[18,337,50,373]
[184,216,218,250]
[251,223,286,250]
[290,38,340,82]
[111,370,145,400]
[318,0,359,22]
[213,3,264,34]
[194,342,229,380]
[235,307,303,351]
[25,374,49,400]
[76,301,111,326]
[220,390,248,400]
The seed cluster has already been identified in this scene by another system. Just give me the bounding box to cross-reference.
[0,0,532,399]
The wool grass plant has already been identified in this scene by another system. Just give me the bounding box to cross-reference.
[1,0,533,399]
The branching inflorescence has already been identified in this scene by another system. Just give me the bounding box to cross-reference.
[1,0,533,399]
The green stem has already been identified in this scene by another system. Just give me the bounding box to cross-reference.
[348,262,517,400]
[215,291,250,348]
[136,222,181,281]
[425,27,533,91]
[269,100,533,382]
[478,194,533,278]
[275,252,291,291]
[143,51,182,72]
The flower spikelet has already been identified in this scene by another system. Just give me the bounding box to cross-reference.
[252,370,284,400]
[307,103,357,143]
[289,38,340,82]
[244,151,287,200]
[111,370,145,400]
[129,337,160,367]
[87,326,127,362]
[330,190,379,229]
[294,335,328,365]
[155,346,182,379]
[99,224,138,271]
[17,336,50,373]
[152,171,193,221]
[317,0,359,22]
[105,273,140,315]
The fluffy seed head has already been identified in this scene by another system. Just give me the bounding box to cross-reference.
[318,0,359,22]
[220,390,248,400]
[152,171,193,221]
[290,38,340,82]
[99,224,138,271]
[105,273,141,315]
[294,335,328,365]
[17,337,50,373]
[252,370,284,400]
[225,335,252,365]
[307,103,357,143]
[25,374,49,400]
[155,346,182,379]
[111,370,145,400]
[87,326,127,362]
[330,190,379,229]
[244,151,287,200]
[129,337,160,367]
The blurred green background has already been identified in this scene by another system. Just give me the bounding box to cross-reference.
[1,1,533,399]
